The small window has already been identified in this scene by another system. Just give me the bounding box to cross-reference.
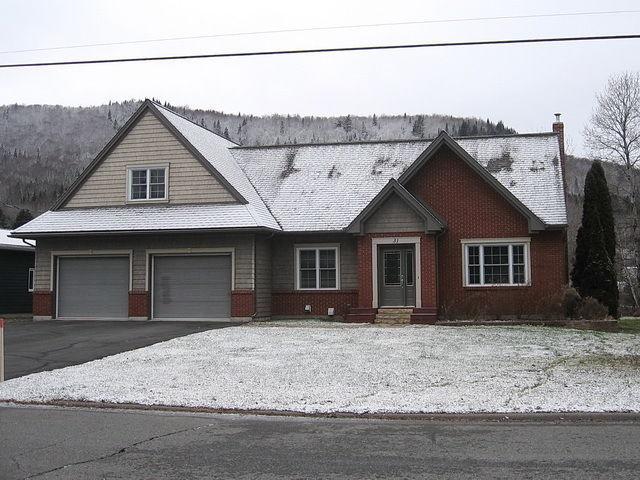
[296,246,339,290]
[464,241,529,286]
[28,267,34,292]
[128,167,168,201]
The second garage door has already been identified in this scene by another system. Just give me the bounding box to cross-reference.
[152,255,232,320]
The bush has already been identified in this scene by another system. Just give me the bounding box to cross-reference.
[562,287,582,319]
[576,296,609,320]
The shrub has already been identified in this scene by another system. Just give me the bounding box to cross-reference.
[576,296,609,320]
[562,287,582,319]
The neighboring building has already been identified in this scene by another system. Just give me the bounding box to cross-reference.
[11,100,568,322]
[0,229,35,314]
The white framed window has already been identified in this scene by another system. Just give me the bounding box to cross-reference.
[462,239,530,287]
[28,267,35,292]
[127,166,168,202]
[295,245,340,290]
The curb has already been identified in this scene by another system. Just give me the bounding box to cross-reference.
[3,400,640,423]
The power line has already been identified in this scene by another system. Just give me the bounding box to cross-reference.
[0,34,638,69]
[1,9,639,56]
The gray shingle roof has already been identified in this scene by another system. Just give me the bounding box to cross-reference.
[0,229,35,250]
[231,134,567,232]
[14,204,272,235]
[152,104,280,230]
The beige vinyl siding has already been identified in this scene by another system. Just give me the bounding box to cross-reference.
[63,111,236,208]
[254,235,272,318]
[271,234,357,291]
[34,233,254,292]
[364,194,425,233]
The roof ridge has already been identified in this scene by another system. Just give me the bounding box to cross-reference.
[231,132,558,150]
[149,100,240,146]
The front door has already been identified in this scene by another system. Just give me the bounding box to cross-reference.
[378,245,416,307]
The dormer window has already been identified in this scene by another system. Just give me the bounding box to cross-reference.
[127,166,168,202]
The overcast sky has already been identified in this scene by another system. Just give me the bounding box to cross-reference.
[2,0,640,155]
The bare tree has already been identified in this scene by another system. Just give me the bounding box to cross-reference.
[585,72,640,307]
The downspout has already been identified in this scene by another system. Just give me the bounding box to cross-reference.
[22,239,36,248]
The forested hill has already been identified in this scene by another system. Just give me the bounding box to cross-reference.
[0,99,516,217]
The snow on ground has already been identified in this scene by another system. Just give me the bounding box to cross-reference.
[0,323,639,413]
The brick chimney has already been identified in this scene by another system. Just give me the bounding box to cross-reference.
[552,113,567,194]
[552,113,565,160]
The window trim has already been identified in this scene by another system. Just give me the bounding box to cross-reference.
[461,238,531,287]
[28,267,35,292]
[126,165,169,203]
[294,244,340,291]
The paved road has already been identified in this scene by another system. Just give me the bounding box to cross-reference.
[3,321,235,379]
[0,406,638,479]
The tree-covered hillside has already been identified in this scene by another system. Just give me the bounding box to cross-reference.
[0,99,514,217]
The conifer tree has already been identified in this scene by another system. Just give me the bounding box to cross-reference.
[571,161,618,316]
[12,209,33,229]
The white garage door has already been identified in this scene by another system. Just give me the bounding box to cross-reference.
[57,256,129,319]
[152,255,232,320]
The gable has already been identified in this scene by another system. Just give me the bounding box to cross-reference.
[364,193,425,233]
[62,110,237,209]
[405,145,531,233]
[399,134,547,231]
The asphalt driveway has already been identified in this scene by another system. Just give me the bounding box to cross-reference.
[2,320,237,380]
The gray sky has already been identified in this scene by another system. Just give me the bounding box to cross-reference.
[2,0,640,156]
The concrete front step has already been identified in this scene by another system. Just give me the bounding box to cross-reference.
[375,308,413,324]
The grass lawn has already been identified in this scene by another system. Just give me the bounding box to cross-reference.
[1,323,638,414]
[618,317,640,333]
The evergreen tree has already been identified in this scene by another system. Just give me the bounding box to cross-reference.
[590,161,616,262]
[0,209,8,228]
[571,161,619,316]
[12,209,33,229]
[372,113,377,127]
[412,115,424,137]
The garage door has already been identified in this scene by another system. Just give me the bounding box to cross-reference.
[152,255,231,320]
[57,257,129,319]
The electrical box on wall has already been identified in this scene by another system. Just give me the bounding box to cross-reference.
[327,308,335,316]
[304,305,312,313]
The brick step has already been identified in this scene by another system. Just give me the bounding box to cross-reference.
[377,308,414,314]
[375,314,413,320]
[375,317,411,324]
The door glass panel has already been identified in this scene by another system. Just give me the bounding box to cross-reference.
[383,251,401,286]
[405,250,414,286]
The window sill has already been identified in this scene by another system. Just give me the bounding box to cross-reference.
[463,284,531,290]
[295,288,341,292]
[125,198,169,205]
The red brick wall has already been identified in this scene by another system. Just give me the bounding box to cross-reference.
[272,290,358,317]
[128,291,150,318]
[33,291,54,317]
[406,146,568,317]
[231,289,255,317]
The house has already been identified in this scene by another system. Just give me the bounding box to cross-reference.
[0,229,35,314]
[11,100,568,322]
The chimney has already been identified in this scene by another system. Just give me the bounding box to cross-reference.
[552,113,565,161]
